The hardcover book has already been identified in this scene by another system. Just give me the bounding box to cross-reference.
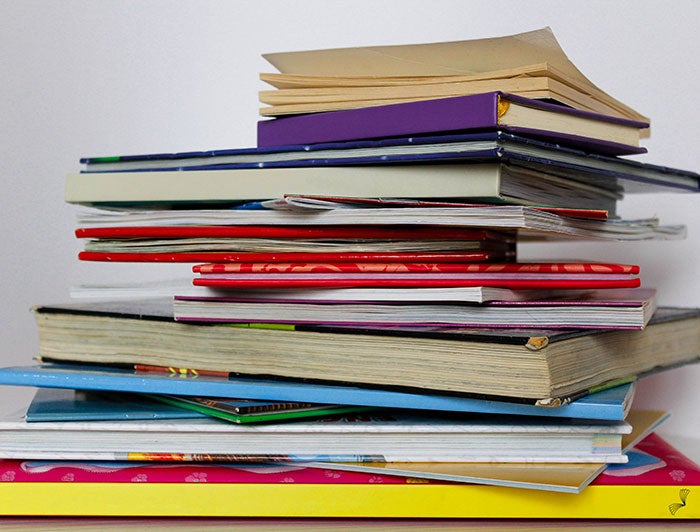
[78,130,700,193]
[24,299,700,402]
[66,162,623,212]
[0,433,697,518]
[0,362,638,421]
[256,91,647,151]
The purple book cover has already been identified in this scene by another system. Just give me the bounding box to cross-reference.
[257,91,648,154]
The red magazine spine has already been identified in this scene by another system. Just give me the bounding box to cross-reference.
[75,225,513,241]
[78,251,504,263]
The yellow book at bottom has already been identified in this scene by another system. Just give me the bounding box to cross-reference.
[0,432,697,519]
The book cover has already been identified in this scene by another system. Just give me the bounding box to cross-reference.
[0,362,637,421]
[256,91,647,152]
[173,287,656,330]
[0,432,698,518]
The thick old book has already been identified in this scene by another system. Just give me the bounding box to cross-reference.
[23,299,700,402]
[173,288,656,330]
[0,432,698,518]
[0,363,637,421]
[256,92,647,151]
[259,27,649,126]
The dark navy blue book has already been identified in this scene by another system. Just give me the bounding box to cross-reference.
[79,131,699,194]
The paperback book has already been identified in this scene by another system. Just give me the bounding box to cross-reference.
[72,205,687,243]
[259,27,648,125]
[173,288,657,330]
[0,405,637,463]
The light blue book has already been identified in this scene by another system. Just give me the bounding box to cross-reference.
[0,363,635,421]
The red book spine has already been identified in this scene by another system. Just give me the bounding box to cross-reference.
[195,261,640,274]
[193,278,641,290]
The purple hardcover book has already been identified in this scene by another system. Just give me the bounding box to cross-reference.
[257,91,648,155]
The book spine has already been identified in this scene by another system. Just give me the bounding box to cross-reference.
[193,278,642,290]
[75,225,507,240]
[257,92,500,147]
[195,261,639,274]
[1,484,697,518]
[78,250,504,263]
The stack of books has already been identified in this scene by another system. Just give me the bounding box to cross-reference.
[1,28,700,519]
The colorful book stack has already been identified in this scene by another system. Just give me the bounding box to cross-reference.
[1,28,700,519]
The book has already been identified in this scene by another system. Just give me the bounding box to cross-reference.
[256,92,648,151]
[69,281,564,304]
[0,433,698,518]
[78,130,700,192]
[189,261,643,291]
[24,299,700,402]
[0,402,637,463]
[144,395,372,424]
[172,288,656,330]
[73,205,687,243]
[0,409,665,496]
[0,362,638,421]
[24,388,206,422]
[317,409,667,491]
[65,162,624,212]
[24,387,365,425]
[78,251,505,264]
[76,224,515,255]
[259,27,648,125]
